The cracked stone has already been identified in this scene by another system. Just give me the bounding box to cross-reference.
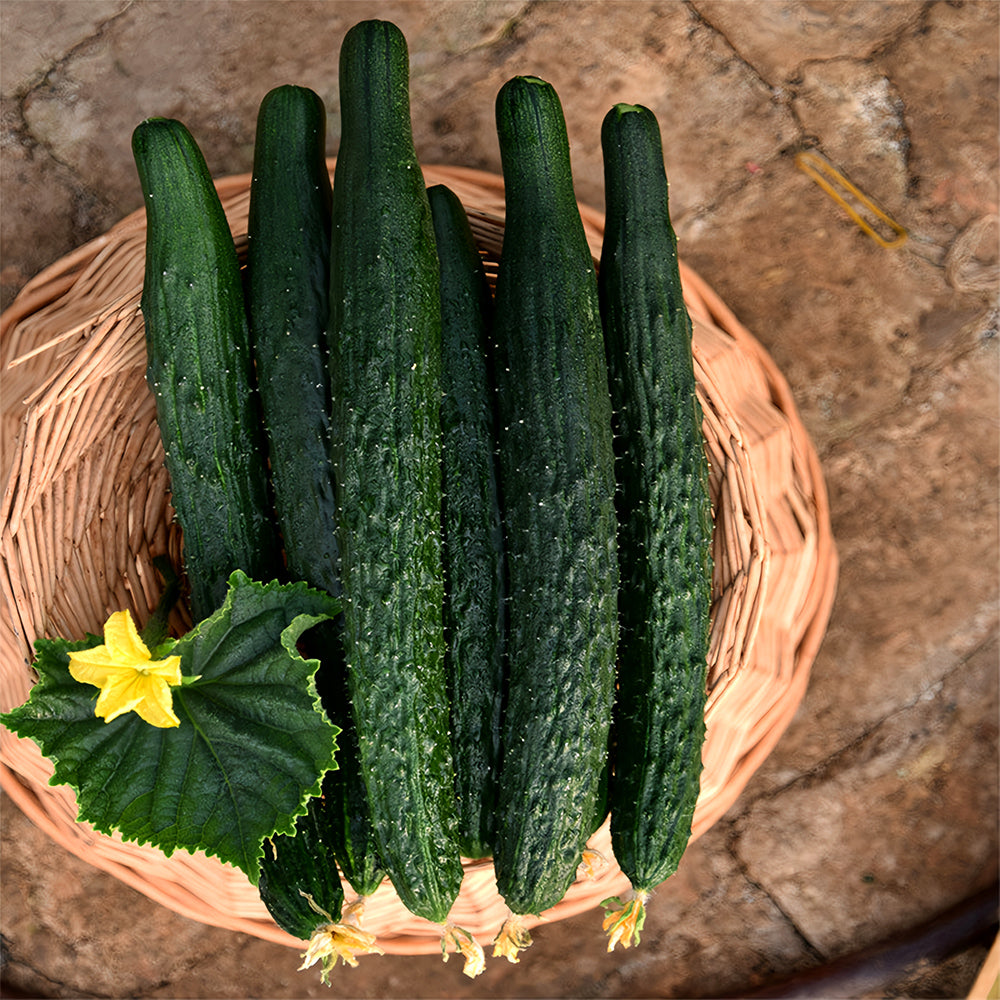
[880,0,1000,244]
[733,634,998,958]
[690,1,921,87]
[0,96,117,310]
[677,154,929,445]
[0,0,127,99]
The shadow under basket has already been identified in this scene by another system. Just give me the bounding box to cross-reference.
[0,164,838,954]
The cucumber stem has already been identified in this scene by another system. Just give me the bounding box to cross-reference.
[139,555,181,651]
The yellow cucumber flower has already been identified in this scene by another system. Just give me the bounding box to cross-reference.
[68,609,183,728]
[492,912,533,963]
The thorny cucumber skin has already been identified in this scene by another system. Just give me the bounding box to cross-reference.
[490,75,619,918]
[599,103,712,894]
[133,117,281,622]
[246,83,339,599]
[246,84,386,902]
[428,182,507,861]
[328,19,463,925]
[257,788,346,940]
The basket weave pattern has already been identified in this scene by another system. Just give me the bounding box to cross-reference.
[0,165,837,953]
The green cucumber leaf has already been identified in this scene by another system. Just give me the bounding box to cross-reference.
[1,571,341,883]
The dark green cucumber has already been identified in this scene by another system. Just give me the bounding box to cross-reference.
[312,655,386,898]
[258,790,345,940]
[245,85,386,902]
[598,104,712,910]
[427,183,506,860]
[245,84,338,597]
[490,77,619,925]
[133,117,282,621]
[328,19,463,925]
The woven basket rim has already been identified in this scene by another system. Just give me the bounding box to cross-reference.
[0,163,837,955]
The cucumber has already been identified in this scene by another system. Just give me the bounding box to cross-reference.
[328,20,464,928]
[312,658,386,899]
[133,117,282,622]
[597,103,712,950]
[427,183,506,861]
[489,76,618,959]
[245,85,386,909]
[257,792,345,941]
[245,84,338,598]
[258,783,382,979]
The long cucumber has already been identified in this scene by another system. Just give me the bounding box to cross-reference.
[245,83,338,597]
[597,103,713,950]
[428,182,506,861]
[132,117,282,622]
[245,84,385,957]
[490,76,619,961]
[327,19,466,934]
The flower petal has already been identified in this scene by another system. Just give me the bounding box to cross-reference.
[103,609,151,663]
[145,654,183,686]
[67,647,123,690]
[93,671,148,723]
[442,924,486,979]
[130,674,181,728]
[492,913,533,963]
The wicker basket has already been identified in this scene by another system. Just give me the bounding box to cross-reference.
[0,164,837,953]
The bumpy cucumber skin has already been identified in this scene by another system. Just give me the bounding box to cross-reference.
[246,87,386,900]
[309,637,387,898]
[258,790,345,940]
[427,183,506,860]
[246,84,338,597]
[598,103,712,892]
[491,76,619,917]
[133,117,281,621]
[328,20,463,925]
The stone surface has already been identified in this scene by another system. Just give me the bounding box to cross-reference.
[692,1,921,85]
[736,636,999,958]
[2,1,998,998]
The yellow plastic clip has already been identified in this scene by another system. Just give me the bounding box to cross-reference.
[795,149,908,249]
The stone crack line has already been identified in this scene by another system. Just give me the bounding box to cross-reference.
[685,0,781,92]
[723,850,828,963]
[11,1,135,200]
[747,627,998,807]
[817,316,998,463]
[722,626,998,965]
[1,933,105,999]
[14,0,134,104]
[684,0,930,225]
